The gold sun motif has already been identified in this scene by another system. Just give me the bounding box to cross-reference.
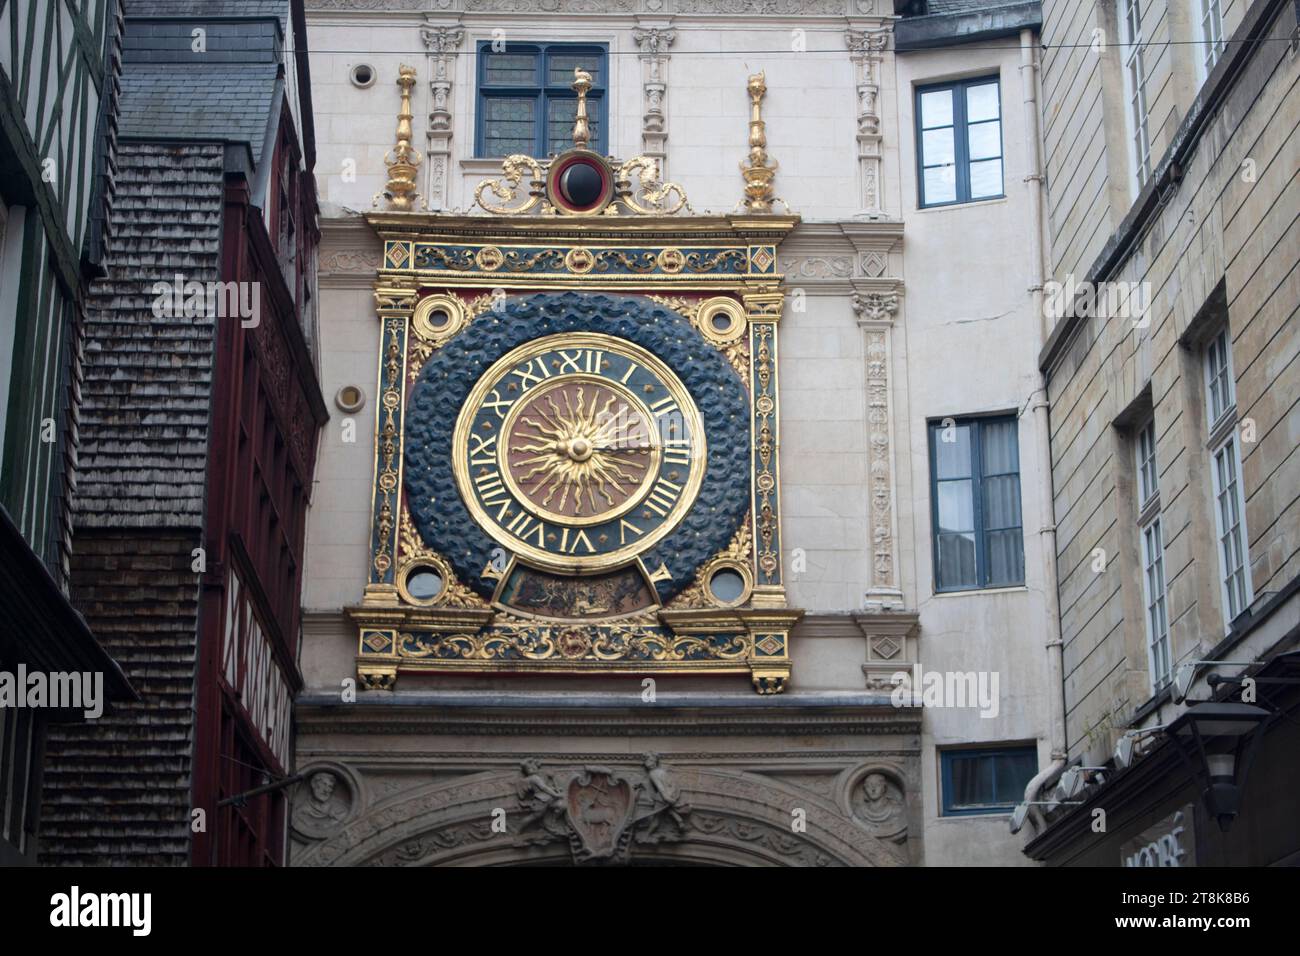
[504,378,659,524]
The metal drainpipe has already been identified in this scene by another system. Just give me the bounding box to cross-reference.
[1019,27,1068,831]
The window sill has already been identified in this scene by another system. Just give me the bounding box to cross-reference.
[929,585,1028,598]
[914,195,1008,213]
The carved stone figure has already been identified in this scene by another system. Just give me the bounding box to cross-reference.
[635,752,690,841]
[293,770,351,839]
[853,771,907,845]
[514,758,567,845]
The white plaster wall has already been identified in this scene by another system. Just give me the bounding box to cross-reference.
[302,283,378,612]
[306,15,859,217]
[891,40,1050,866]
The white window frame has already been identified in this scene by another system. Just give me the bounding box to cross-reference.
[1118,0,1151,192]
[1204,326,1234,426]
[1210,432,1252,629]
[1203,328,1253,631]
[1141,517,1171,689]
[1195,0,1226,80]
[1135,417,1170,691]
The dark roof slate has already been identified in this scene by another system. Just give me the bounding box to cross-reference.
[117,16,283,161]
[119,65,279,162]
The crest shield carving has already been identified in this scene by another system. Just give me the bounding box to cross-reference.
[565,767,636,861]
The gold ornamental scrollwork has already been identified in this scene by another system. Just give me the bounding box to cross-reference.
[473,154,690,219]
[399,624,749,664]
[615,156,691,216]
[474,155,546,215]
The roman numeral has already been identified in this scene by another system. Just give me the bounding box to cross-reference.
[482,389,514,419]
[558,527,596,554]
[643,477,683,517]
[619,518,644,545]
[620,361,639,384]
[649,395,678,419]
[556,349,605,374]
[510,357,552,390]
[505,510,546,548]
[469,433,497,466]
[663,438,691,466]
[475,470,513,520]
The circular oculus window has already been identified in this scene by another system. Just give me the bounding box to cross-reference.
[350,64,376,89]
[546,153,614,214]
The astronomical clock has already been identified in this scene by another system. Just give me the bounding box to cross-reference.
[353,67,801,693]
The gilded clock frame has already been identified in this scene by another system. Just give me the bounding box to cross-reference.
[353,212,802,694]
[453,331,705,570]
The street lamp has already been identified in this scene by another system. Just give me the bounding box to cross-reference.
[1166,702,1271,833]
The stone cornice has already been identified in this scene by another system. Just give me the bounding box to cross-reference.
[778,220,902,294]
[319,213,384,285]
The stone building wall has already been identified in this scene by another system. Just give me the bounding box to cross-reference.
[1037,0,1299,765]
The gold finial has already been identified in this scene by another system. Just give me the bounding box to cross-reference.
[380,65,422,211]
[739,70,778,214]
[571,66,593,150]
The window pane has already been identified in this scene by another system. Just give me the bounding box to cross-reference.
[950,755,994,807]
[992,751,1036,804]
[969,158,1003,198]
[985,528,1024,586]
[484,52,537,86]
[546,96,599,153]
[966,82,1000,122]
[980,418,1019,474]
[923,166,956,204]
[934,424,972,478]
[938,480,974,533]
[937,532,978,589]
[922,127,955,167]
[982,474,1021,530]
[920,89,953,128]
[547,51,602,87]
[483,97,536,155]
[968,120,1001,160]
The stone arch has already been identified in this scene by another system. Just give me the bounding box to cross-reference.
[292,765,905,867]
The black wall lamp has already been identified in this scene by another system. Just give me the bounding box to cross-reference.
[1166,702,1272,833]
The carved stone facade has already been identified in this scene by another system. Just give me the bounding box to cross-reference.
[290,703,921,867]
[305,3,1058,867]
